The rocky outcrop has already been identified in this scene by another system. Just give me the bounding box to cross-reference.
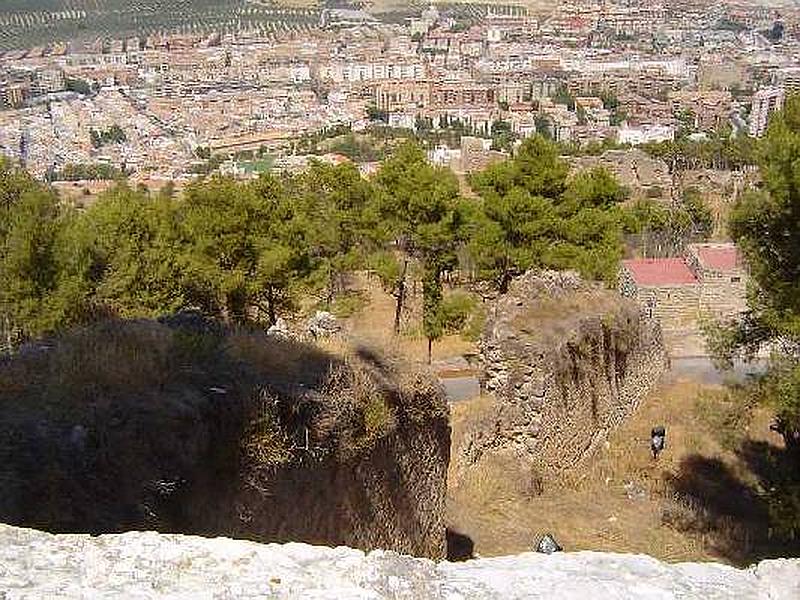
[472,271,666,474]
[569,148,672,201]
[0,316,449,559]
[1,524,798,599]
[676,168,761,239]
[306,310,342,338]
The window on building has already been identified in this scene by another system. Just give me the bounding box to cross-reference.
[647,296,656,318]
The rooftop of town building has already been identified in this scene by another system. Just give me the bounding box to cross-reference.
[622,257,698,286]
[688,243,742,272]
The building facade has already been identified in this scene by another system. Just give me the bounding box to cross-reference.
[749,87,785,138]
[619,243,747,356]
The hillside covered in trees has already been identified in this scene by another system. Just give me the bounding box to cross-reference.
[0,136,689,361]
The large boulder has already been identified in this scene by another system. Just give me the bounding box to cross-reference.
[306,310,341,338]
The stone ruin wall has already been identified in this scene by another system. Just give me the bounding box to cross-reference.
[684,251,748,319]
[470,271,667,475]
[619,267,702,356]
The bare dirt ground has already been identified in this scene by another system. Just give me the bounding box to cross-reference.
[447,374,798,565]
[341,273,475,365]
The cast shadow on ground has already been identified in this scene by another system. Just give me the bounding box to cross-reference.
[664,441,800,565]
[446,528,475,561]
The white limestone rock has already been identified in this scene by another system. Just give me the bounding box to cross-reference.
[266,317,292,338]
[0,524,798,599]
[306,310,341,339]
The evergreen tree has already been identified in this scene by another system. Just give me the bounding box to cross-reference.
[469,137,629,291]
[0,185,63,343]
[179,174,310,325]
[374,141,467,358]
[290,161,377,306]
[57,183,186,320]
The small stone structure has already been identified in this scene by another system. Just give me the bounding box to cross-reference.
[472,270,666,474]
[619,242,747,357]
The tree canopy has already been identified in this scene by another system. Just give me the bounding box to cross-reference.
[468,136,629,291]
[374,141,469,360]
[1,136,638,360]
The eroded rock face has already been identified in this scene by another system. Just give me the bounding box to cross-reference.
[1,524,798,599]
[0,319,449,559]
[473,271,666,474]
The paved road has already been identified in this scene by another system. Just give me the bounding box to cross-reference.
[439,357,768,403]
[440,375,480,403]
[662,357,767,385]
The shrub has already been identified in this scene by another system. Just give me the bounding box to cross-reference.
[439,291,477,335]
[329,290,368,319]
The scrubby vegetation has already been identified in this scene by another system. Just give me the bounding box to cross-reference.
[49,162,123,181]
[626,188,714,257]
[449,379,799,564]
[0,312,448,545]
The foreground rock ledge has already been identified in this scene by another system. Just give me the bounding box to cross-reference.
[1,525,798,599]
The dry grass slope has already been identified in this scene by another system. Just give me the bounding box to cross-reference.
[448,378,798,565]
[0,314,450,557]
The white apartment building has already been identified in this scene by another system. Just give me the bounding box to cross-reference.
[749,87,785,138]
[317,62,425,83]
[617,124,675,145]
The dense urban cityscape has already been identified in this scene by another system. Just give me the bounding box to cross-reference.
[0,0,796,186]
[3,2,800,596]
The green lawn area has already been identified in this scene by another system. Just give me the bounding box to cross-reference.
[237,157,275,174]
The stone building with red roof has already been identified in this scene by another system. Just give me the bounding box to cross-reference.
[619,243,747,356]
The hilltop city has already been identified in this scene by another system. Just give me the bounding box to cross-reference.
[3,1,800,592]
[0,1,795,188]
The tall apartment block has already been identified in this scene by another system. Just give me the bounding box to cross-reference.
[749,86,785,137]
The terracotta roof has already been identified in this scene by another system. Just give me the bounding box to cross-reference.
[692,244,740,272]
[622,258,698,286]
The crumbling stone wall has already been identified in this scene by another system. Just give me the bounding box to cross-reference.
[619,267,703,355]
[469,271,666,474]
[569,149,672,201]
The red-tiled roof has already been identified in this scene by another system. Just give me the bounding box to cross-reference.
[693,244,740,272]
[622,258,698,286]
